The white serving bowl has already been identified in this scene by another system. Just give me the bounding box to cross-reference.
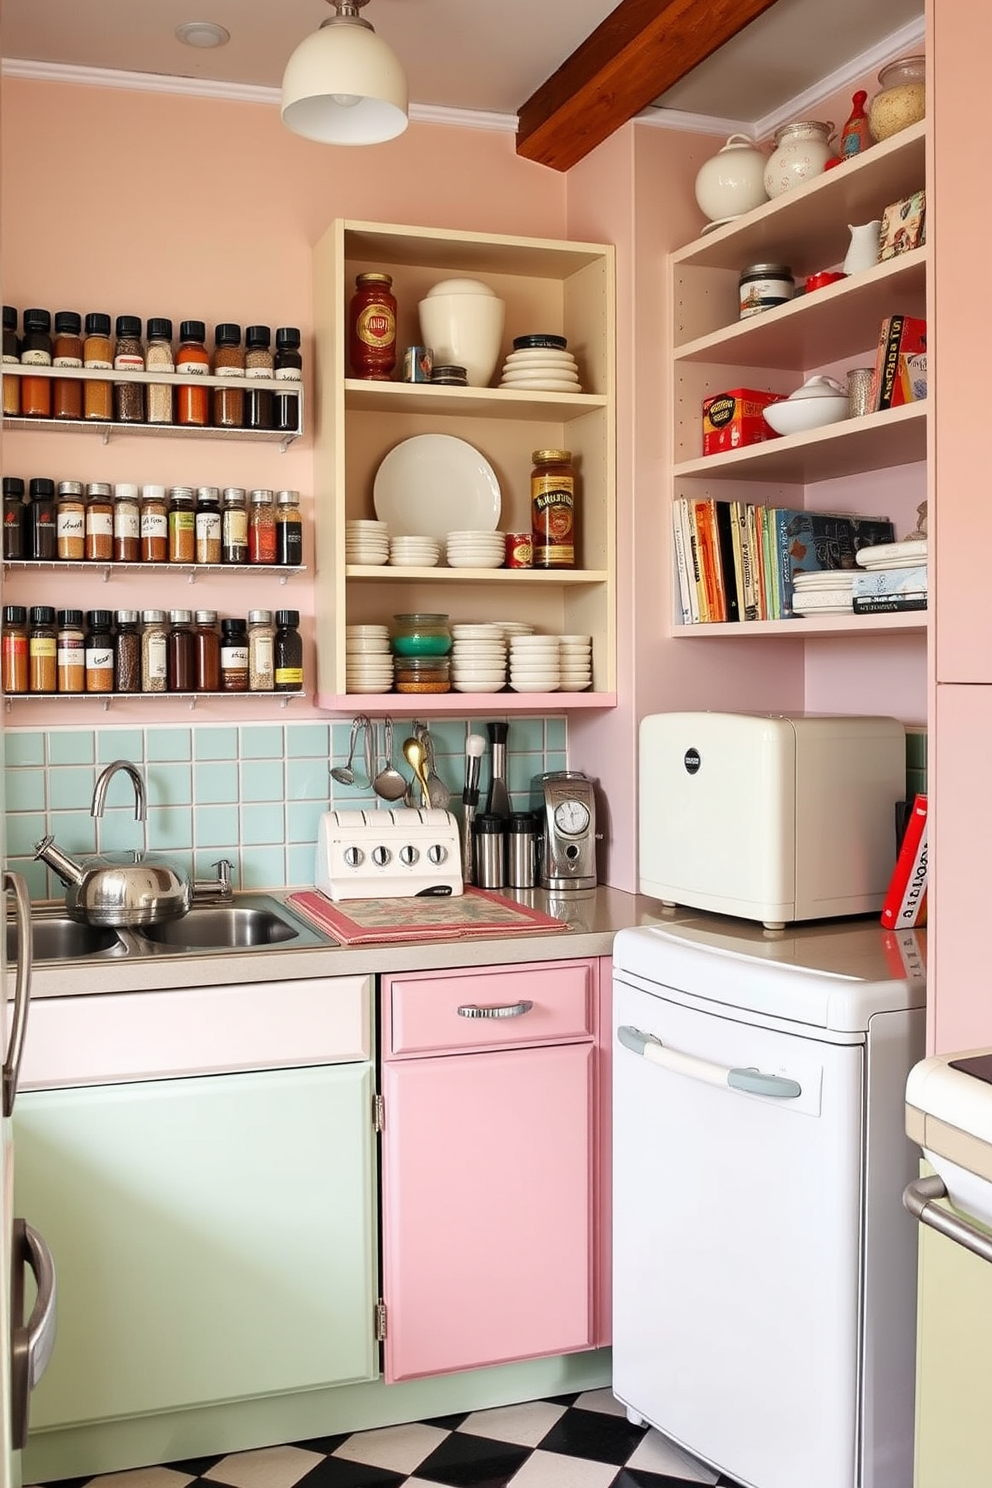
[763,396,850,436]
[418,293,506,388]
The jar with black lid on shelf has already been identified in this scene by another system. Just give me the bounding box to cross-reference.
[84,610,115,694]
[52,311,84,420]
[113,315,146,423]
[56,610,85,694]
[28,478,56,561]
[220,617,249,692]
[83,313,113,422]
[114,612,141,694]
[274,610,303,693]
[20,308,52,419]
[85,483,114,563]
[244,326,274,431]
[3,477,25,561]
[56,481,86,562]
[3,307,20,417]
[195,487,222,564]
[145,318,175,426]
[276,489,303,566]
[212,323,244,428]
[28,606,57,694]
[176,320,209,427]
[2,606,29,695]
[274,327,302,433]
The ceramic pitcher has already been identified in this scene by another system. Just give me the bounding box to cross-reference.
[843,220,882,274]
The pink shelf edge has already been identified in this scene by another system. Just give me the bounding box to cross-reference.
[314,691,618,715]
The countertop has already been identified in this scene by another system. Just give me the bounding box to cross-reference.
[17,885,675,999]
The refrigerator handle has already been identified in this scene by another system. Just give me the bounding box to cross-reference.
[617,1024,802,1099]
[10,1219,57,1450]
[3,870,33,1117]
[903,1173,992,1265]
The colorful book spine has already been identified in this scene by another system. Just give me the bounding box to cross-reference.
[672,500,693,624]
[880,793,928,929]
[733,502,759,621]
[852,595,927,613]
[692,498,724,622]
[714,500,740,623]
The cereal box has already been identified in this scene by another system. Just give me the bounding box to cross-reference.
[702,388,783,456]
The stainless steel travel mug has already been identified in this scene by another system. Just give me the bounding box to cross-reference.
[473,813,506,889]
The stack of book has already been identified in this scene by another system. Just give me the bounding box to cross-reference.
[852,538,928,613]
[869,314,927,410]
[673,497,895,623]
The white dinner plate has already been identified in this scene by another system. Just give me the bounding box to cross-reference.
[502,367,580,381]
[503,351,578,366]
[373,435,501,540]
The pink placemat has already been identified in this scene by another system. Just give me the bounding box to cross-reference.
[286,888,568,946]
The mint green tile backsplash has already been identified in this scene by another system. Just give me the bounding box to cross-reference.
[6,718,569,902]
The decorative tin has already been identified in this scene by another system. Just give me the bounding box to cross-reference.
[402,345,433,383]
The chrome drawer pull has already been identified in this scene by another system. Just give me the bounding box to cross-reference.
[904,1173,992,1265]
[457,1000,534,1019]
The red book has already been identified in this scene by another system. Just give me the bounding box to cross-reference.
[880,793,928,929]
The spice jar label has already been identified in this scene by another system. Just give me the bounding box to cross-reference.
[53,353,83,368]
[176,357,208,374]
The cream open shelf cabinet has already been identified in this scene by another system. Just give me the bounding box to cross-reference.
[670,118,927,639]
[311,219,617,714]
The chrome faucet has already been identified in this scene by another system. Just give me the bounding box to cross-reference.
[192,858,235,904]
[90,760,148,857]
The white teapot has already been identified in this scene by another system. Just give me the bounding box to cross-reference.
[693,134,768,223]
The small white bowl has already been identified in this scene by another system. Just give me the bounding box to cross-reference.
[763,396,849,436]
[509,678,560,693]
[452,624,504,638]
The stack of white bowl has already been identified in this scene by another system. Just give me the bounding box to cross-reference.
[508,633,561,693]
[445,530,505,569]
[389,534,440,567]
[558,634,593,691]
[499,341,582,394]
[346,519,389,566]
[496,620,534,643]
[345,624,393,694]
[450,624,507,693]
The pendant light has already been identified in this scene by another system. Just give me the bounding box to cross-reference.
[281,0,408,146]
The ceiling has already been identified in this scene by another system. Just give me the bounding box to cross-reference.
[2,0,923,140]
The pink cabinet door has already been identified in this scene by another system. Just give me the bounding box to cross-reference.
[382,1041,595,1382]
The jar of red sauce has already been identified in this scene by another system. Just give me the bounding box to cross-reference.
[349,272,397,380]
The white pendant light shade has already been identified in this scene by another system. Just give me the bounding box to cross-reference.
[281,4,408,146]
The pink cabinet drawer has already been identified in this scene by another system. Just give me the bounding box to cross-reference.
[383,959,596,1057]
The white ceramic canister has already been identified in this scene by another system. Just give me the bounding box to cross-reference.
[763,120,835,199]
[694,134,769,223]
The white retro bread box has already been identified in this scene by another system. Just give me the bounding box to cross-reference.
[638,712,906,929]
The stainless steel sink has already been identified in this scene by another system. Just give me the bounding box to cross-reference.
[7,917,127,962]
[136,904,303,949]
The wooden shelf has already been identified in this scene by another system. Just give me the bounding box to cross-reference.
[345,566,608,584]
[672,611,926,638]
[345,380,606,422]
[315,690,617,716]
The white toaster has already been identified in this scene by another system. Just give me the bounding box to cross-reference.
[638,711,906,929]
[316,808,463,900]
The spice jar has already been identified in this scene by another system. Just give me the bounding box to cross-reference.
[274,610,303,692]
[167,609,195,691]
[28,606,57,694]
[869,54,925,141]
[531,449,576,569]
[2,606,29,695]
[56,609,85,694]
[114,611,141,694]
[83,312,113,421]
[212,322,245,428]
[113,483,141,563]
[3,477,25,561]
[2,306,20,418]
[248,609,275,692]
[140,485,169,563]
[738,263,794,319]
[20,307,52,418]
[140,609,168,692]
[176,319,209,426]
[393,655,451,694]
[248,488,277,564]
[274,326,302,433]
[390,613,452,656]
[85,483,114,563]
[56,480,86,561]
[195,487,222,564]
[275,489,303,566]
[168,486,196,564]
[84,609,115,693]
[349,272,397,379]
[244,325,274,430]
[193,610,221,692]
[113,315,146,423]
[145,317,175,425]
[220,617,249,692]
[27,477,57,561]
[222,487,248,563]
[52,310,84,420]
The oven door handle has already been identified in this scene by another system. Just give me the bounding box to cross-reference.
[617,1024,802,1099]
[903,1173,992,1265]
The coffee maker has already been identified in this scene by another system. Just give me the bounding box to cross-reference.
[531,770,598,891]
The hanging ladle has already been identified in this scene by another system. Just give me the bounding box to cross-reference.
[330,715,368,787]
[372,718,408,801]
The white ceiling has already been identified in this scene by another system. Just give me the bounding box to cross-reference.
[1,0,924,128]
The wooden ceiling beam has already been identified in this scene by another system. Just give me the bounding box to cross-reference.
[516,0,780,171]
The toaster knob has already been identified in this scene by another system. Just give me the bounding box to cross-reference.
[343,846,364,868]
[372,845,391,867]
[427,843,448,865]
[399,845,419,866]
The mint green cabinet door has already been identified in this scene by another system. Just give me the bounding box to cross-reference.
[14,1064,377,1428]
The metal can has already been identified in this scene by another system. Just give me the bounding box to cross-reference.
[402,345,433,383]
[738,262,794,319]
[504,532,533,569]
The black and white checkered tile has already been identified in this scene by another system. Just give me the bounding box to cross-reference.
[31,1389,744,1488]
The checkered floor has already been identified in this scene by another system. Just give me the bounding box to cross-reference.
[30,1389,745,1488]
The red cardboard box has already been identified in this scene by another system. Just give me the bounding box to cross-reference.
[702,388,783,456]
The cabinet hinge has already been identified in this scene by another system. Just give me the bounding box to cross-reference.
[372,1092,384,1133]
[375,1298,387,1341]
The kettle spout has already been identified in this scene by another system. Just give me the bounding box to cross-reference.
[34,835,85,887]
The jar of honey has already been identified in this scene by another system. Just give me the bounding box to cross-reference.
[531,449,576,569]
[349,272,397,380]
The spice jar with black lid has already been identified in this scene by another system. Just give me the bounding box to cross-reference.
[176,320,210,427]
[2,606,29,695]
[56,609,85,694]
[113,315,146,423]
[28,606,57,693]
[56,480,86,561]
[275,489,303,566]
[84,609,115,693]
[114,611,141,693]
[3,477,25,561]
[220,617,250,692]
[244,325,274,430]
[20,308,52,418]
[52,310,84,420]
[212,323,245,428]
[2,306,20,417]
[83,312,113,421]
[274,610,303,693]
[195,487,222,565]
[274,326,302,433]
[145,317,175,425]
[27,477,57,560]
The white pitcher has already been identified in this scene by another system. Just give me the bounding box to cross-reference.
[843,220,882,274]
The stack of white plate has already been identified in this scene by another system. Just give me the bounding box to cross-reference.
[389,534,441,567]
[499,349,582,395]
[496,621,535,642]
[558,634,593,691]
[345,624,393,693]
[346,519,389,566]
[508,633,560,693]
[450,624,507,693]
[791,572,855,616]
[446,530,506,569]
